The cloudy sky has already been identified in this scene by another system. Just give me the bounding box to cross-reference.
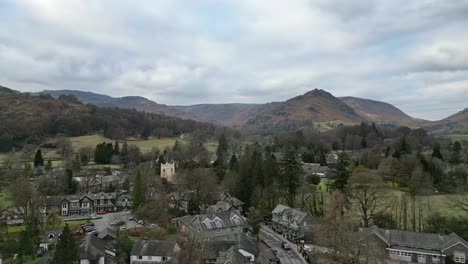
[1,0,467,120]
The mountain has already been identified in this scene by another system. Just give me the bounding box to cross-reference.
[340,96,428,127]
[0,87,214,152]
[174,103,279,127]
[245,89,364,130]
[424,108,468,134]
[36,90,193,120]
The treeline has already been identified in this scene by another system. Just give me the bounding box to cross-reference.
[0,91,215,152]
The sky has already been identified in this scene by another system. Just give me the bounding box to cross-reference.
[0,0,467,120]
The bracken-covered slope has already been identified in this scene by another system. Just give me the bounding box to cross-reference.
[36,90,194,120]
[0,88,215,149]
[340,96,428,127]
[245,89,364,130]
[424,108,468,134]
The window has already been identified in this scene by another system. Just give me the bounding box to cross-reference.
[418,254,426,258]
[138,256,142,260]
[62,203,67,208]
[162,257,167,262]
[104,199,108,204]
[82,202,89,208]
[454,251,466,263]
[61,210,67,216]
[163,169,166,172]
[72,202,78,207]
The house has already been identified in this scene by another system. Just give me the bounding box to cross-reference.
[360,226,468,264]
[160,163,176,183]
[79,234,117,264]
[302,163,329,178]
[39,230,61,251]
[116,191,132,209]
[218,192,244,213]
[173,210,248,242]
[168,191,194,213]
[98,228,117,241]
[75,174,122,193]
[130,239,179,264]
[0,207,24,225]
[271,204,318,241]
[201,234,257,264]
[41,192,117,217]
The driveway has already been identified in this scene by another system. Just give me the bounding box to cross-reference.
[259,225,308,264]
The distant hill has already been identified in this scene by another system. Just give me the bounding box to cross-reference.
[424,108,468,134]
[174,104,261,126]
[0,87,214,152]
[340,96,428,127]
[35,90,193,119]
[30,87,467,134]
[245,89,364,130]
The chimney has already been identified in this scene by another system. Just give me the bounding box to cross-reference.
[385,229,390,240]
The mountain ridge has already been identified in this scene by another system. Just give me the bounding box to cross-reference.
[26,87,467,133]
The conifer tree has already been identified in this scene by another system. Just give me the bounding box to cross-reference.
[132,171,145,210]
[228,154,240,172]
[34,149,44,168]
[431,144,444,160]
[279,147,302,208]
[51,225,78,264]
[330,151,351,192]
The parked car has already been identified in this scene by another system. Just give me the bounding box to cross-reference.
[111,220,125,226]
[96,210,106,215]
[84,227,96,233]
[148,223,157,229]
[119,226,127,231]
[87,230,99,236]
[281,242,292,250]
[91,215,103,220]
[80,223,95,229]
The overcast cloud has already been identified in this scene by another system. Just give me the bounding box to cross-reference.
[0,0,467,120]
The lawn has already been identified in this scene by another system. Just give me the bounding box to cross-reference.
[7,220,89,234]
[70,134,218,154]
[444,134,468,142]
[0,189,13,207]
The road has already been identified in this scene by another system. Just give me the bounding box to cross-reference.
[259,225,308,264]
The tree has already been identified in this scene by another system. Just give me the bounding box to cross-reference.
[132,171,146,210]
[330,151,351,192]
[348,168,387,227]
[65,169,78,194]
[34,149,44,168]
[114,141,120,154]
[117,232,134,263]
[306,174,321,185]
[279,147,302,208]
[450,141,462,164]
[228,154,239,172]
[51,225,78,264]
[45,160,53,171]
[431,144,444,160]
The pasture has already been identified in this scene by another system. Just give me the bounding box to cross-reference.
[444,134,468,142]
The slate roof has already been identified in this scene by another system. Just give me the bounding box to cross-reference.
[80,235,114,261]
[174,210,246,231]
[130,240,177,257]
[362,226,468,253]
[272,204,309,225]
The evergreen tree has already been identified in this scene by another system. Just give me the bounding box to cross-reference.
[216,133,228,160]
[361,137,367,149]
[450,141,462,164]
[132,171,145,210]
[228,154,240,172]
[80,153,89,165]
[65,169,77,194]
[18,230,35,257]
[117,232,134,263]
[121,141,129,165]
[51,225,78,264]
[279,147,302,208]
[330,151,351,192]
[157,154,166,175]
[398,136,411,155]
[34,149,44,168]
[431,144,444,160]
[251,150,265,187]
[114,141,120,154]
[264,153,279,186]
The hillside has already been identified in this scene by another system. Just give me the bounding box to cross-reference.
[425,108,468,134]
[0,88,215,152]
[174,103,277,127]
[245,89,364,130]
[36,90,194,120]
[340,96,428,127]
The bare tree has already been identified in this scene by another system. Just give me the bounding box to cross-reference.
[349,167,388,227]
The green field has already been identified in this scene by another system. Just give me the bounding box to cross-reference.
[70,134,218,154]
[444,134,468,142]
